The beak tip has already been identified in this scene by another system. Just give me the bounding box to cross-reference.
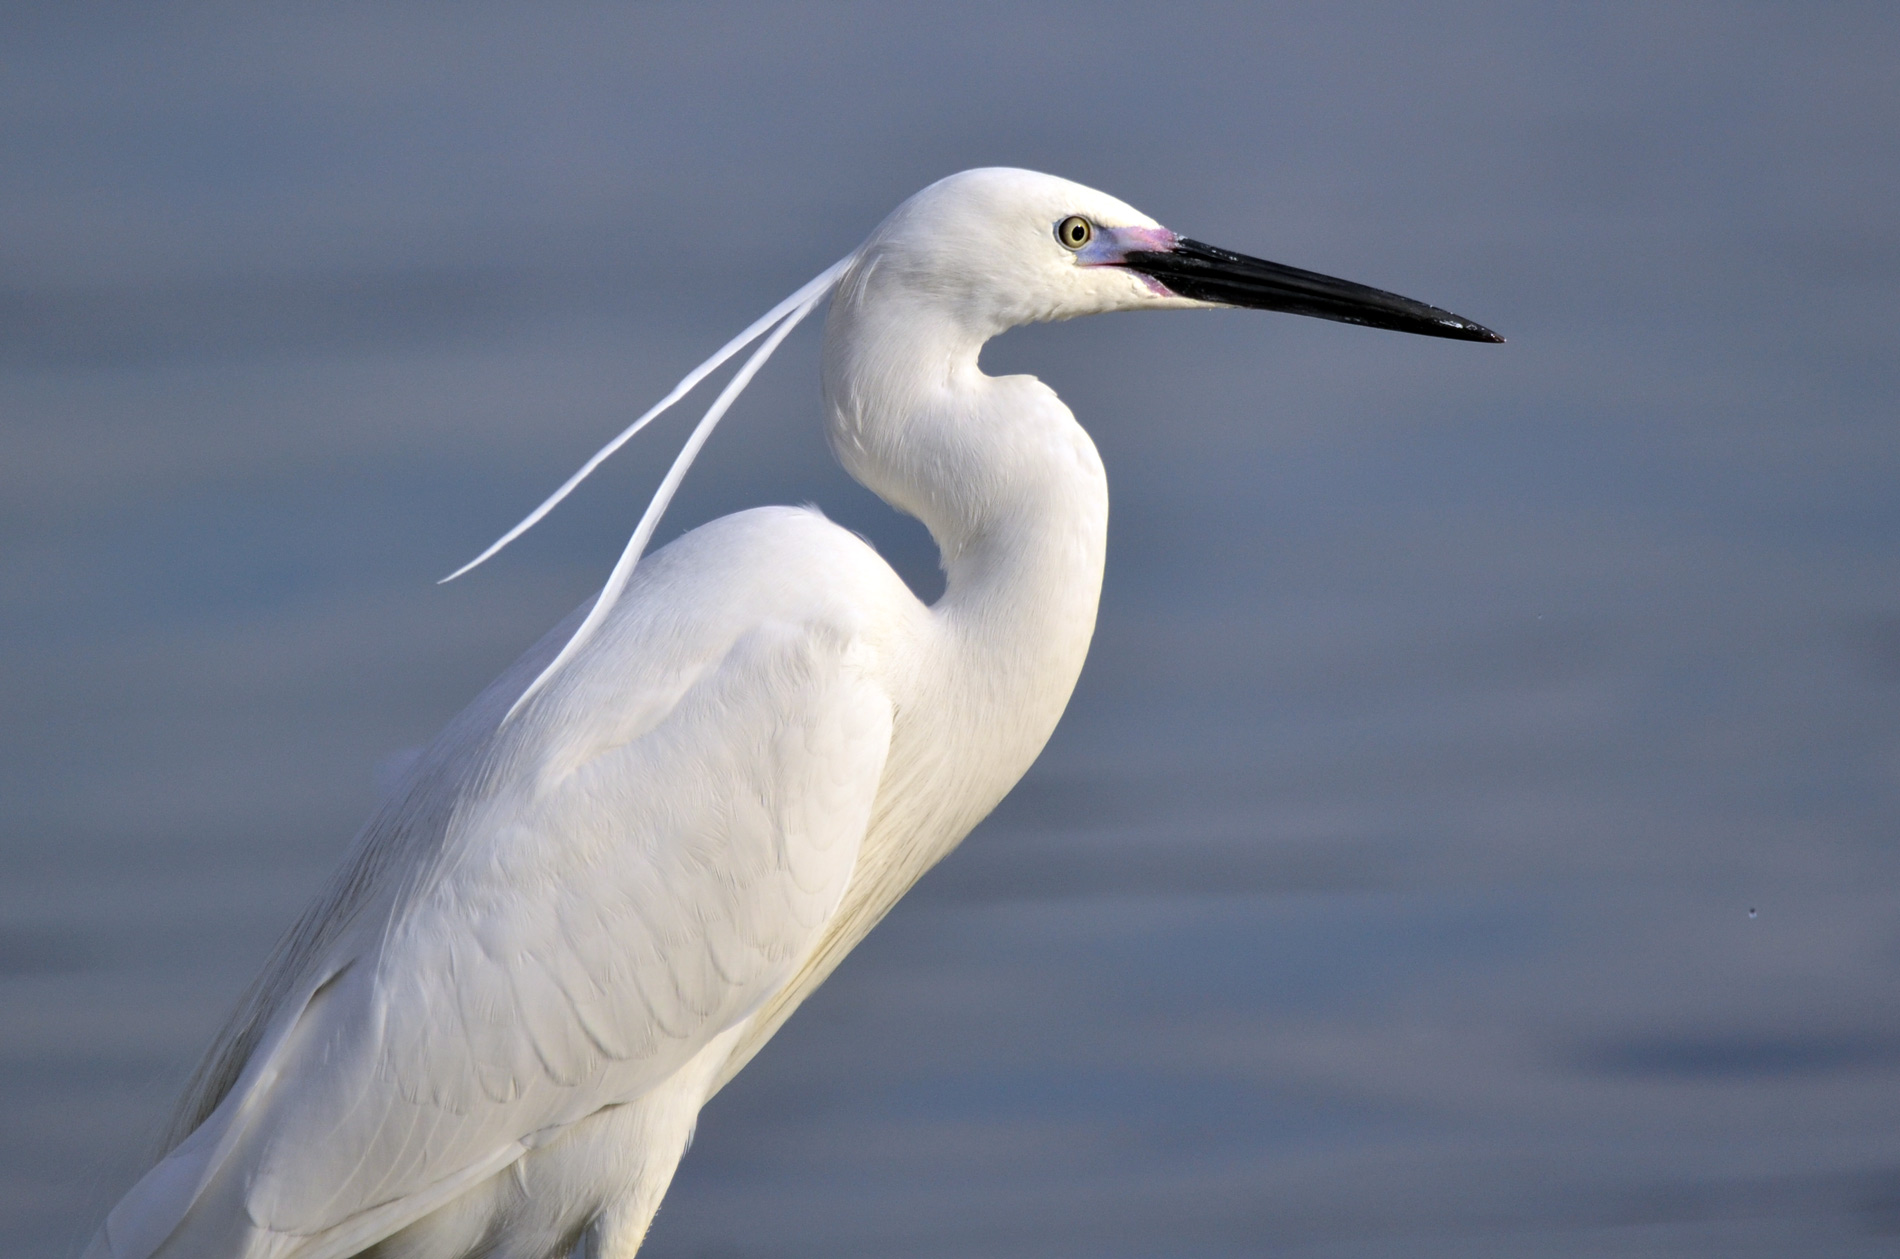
[1440,315,1505,344]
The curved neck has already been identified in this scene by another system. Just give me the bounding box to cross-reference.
[822,271,1107,600]
[820,266,1109,772]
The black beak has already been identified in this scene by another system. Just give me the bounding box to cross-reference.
[1121,238,1503,343]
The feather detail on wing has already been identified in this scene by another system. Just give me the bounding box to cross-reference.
[96,518,898,1258]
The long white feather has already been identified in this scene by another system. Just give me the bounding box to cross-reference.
[504,265,847,720]
[440,256,853,584]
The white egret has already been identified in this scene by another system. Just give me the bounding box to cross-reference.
[89,168,1498,1259]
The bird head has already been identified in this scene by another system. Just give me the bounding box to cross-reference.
[849,167,1502,343]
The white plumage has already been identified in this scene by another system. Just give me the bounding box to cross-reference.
[90,168,1496,1259]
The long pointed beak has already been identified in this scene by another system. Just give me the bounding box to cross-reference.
[1120,237,1503,343]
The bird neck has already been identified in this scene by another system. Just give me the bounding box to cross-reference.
[821,283,1109,768]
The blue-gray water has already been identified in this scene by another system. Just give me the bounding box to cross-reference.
[4,5,1897,1256]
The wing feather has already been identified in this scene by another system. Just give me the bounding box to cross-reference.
[103,518,901,1258]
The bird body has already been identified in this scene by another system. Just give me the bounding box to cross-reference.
[90,169,1495,1259]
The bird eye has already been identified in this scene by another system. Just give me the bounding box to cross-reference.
[1056,216,1093,250]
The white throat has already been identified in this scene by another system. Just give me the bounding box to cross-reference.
[821,249,1110,790]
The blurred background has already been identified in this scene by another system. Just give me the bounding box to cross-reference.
[4,4,1898,1256]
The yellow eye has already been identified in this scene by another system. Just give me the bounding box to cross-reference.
[1056,216,1093,250]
